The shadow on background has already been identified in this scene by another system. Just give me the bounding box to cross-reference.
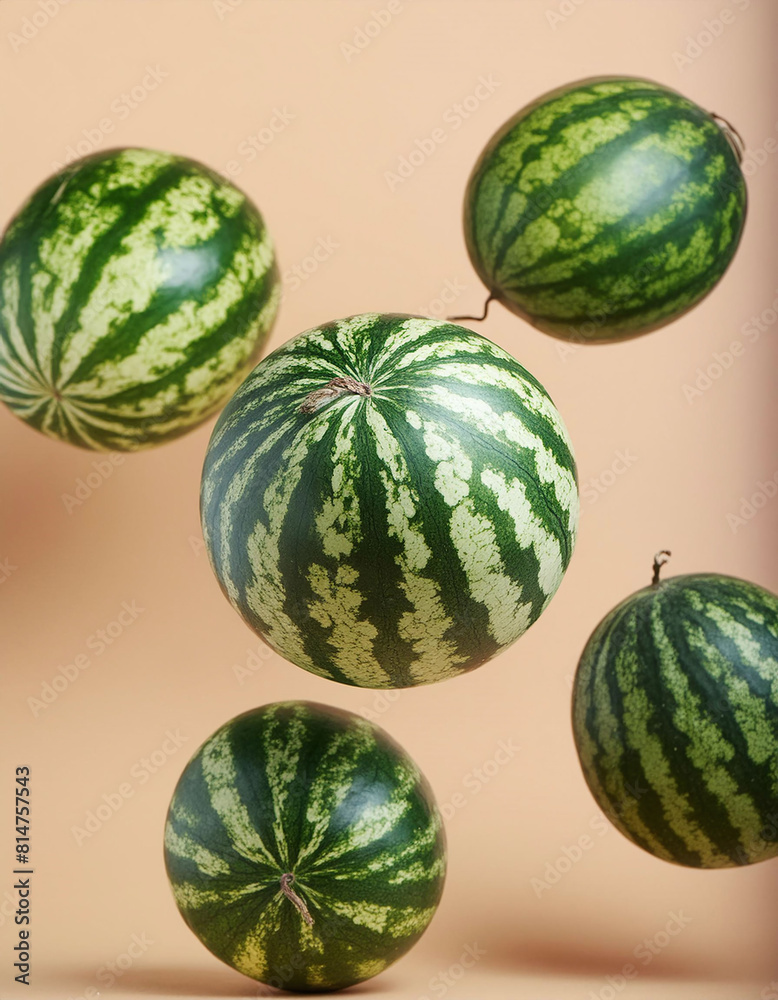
[57,964,391,997]
[480,936,715,981]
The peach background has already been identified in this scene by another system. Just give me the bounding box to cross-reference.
[1,1,777,997]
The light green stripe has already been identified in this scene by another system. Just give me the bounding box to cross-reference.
[201,729,279,867]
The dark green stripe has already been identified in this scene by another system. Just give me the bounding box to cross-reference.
[48,162,185,385]
[165,702,445,990]
[490,106,716,276]
[61,216,266,391]
[575,575,778,867]
[480,83,673,252]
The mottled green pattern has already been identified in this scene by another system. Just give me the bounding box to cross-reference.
[164,701,446,992]
[464,77,747,342]
[573,573,778,867]
[200,313,579,688]
[0,147,279,450]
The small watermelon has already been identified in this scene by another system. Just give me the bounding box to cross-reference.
[0,147,279,450]
[572,552,778,868]
[164,700,446,992]
[462,76,747,343]
[200,313,579,688]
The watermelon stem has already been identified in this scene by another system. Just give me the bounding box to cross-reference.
[300,376,372,414]
[651,550,672,586]
[448,291,496,323]
[280,873,314,926]
[710,113,745,164]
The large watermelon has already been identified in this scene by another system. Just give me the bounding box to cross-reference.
[572,553,778,868]
[164,700,446,992]
[0,147,279,450]
[463,76,747,343]
[200,313,579,688]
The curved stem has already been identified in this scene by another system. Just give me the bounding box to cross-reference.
[280,873,314,927]
[710,112,745,164]
[448,291,497,323]
[651,550,672,586]
[299,376,372,414]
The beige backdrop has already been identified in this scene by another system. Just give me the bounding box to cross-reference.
[1,1,777,998]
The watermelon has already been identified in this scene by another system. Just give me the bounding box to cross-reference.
[200,313,579,688]
[572,552,778,868]
[462,76,747,343]
[164,700,446,992]
[0,147,279,450]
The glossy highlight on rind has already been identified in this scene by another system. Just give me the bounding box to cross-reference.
[200,313,579,689]
[0,147,280,450]
[164,701,446,992]
[572,572,778,867]
[464,76,747,343]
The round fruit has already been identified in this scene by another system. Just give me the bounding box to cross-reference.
[0,147,279,450]
[164,700,446,992]
[572,552,778,868]
[463,76,747,343]
[200,313,579,688]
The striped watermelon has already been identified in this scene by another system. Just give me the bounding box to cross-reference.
[0,147,279,450]
[200,313,579,688]
[164,700,446,992]
[572,553,778,868]
[463,76,747,343]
